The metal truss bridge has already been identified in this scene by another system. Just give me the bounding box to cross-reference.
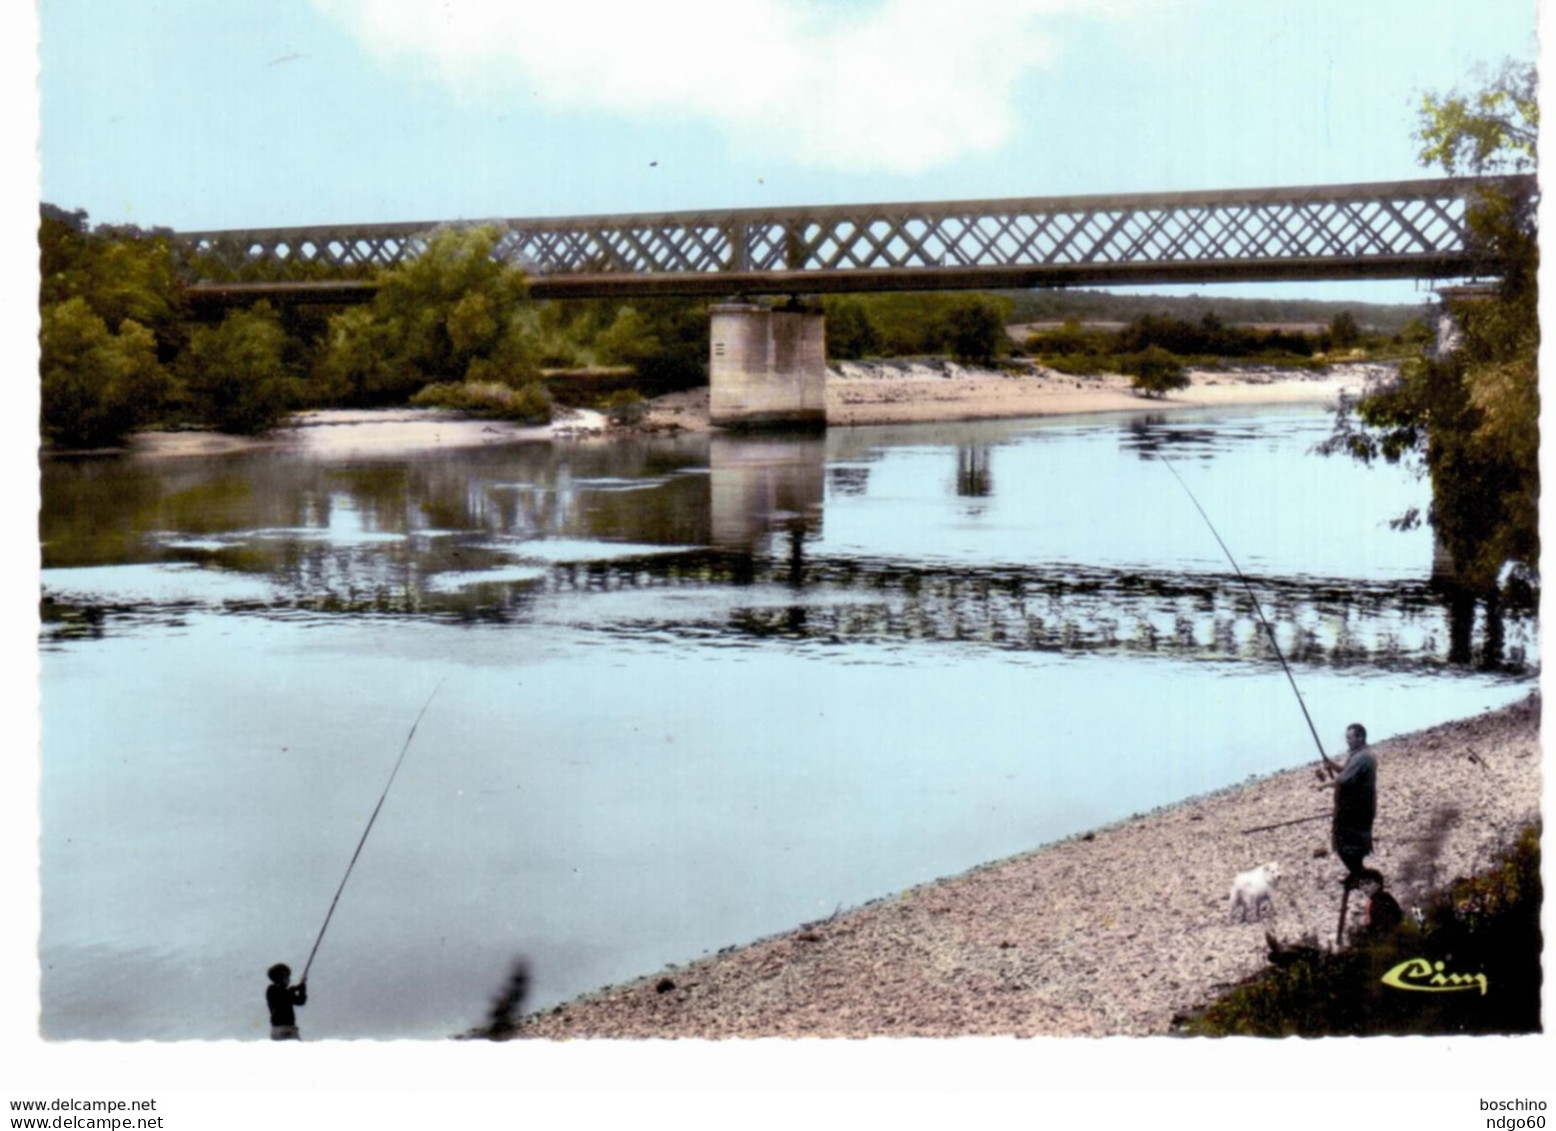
[182,175,1531,303]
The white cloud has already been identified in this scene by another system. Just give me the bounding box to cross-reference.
[310,0,1155,174]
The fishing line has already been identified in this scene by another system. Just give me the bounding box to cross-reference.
[301,680,444,984]
[1154,450,1340,778]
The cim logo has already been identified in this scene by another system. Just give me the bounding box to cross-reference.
[1381,957,1488,996]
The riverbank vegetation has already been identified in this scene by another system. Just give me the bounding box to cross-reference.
[1004,287,1429,336]
[1017,308,1422,396]
[42,210,1416,447]
[409,378,554,423]
[821,293,1014,362]
[1317,59,1538,608]
[37,209,712,446]
[1177,823,1542,1036]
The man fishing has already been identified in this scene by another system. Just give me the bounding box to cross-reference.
[1326,723,1381,888]
[1158,450,1383,937]
[266,963,308,1040]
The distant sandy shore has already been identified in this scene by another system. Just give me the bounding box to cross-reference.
[512,694,1539,1038]
[644,361,1381,433]
[823,359,1378,428]
[123,362,1387,458]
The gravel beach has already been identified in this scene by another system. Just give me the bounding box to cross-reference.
[516,695,1539,1038]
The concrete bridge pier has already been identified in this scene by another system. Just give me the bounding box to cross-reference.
[708,303,827,429]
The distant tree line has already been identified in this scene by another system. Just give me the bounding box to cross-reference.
[818,293,1430,376]
[821,293,1013,363]
[1007,308,1431,397]
[1001,287,1430,337]
[1029,309,1423,361]
[38,207,710,447]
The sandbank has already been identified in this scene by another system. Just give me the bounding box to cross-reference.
[815,360,1381,429]
[117,362,1387,458]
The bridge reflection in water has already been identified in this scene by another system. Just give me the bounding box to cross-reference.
[40,418,1532,676]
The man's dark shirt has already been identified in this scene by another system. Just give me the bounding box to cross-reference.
[267,982,307,1027]
[1332,747,1377,861]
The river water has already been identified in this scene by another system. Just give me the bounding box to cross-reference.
[38,404,1535,1039]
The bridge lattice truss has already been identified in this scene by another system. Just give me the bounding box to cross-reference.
[182,175,1532,298]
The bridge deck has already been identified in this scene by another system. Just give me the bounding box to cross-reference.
[181,175,1532,300]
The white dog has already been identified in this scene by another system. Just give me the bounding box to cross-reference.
[1228,862,1282,922]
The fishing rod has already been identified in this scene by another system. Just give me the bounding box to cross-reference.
[301,680,444,984]
[1241,812,1331,835]
[1154,451,1342,779]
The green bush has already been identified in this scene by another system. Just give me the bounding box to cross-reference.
[1396,317,1434,347]
[600,389,647,426]
[1039,352,1111,376]
[410,379,553,424]
[1120,345,1189,397]
[1026,318,1110,358]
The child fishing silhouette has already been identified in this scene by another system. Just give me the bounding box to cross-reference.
[266,963,307,1040]
[268,681,442,1038]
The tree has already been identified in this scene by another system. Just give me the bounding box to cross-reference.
[1415,59,1537,177]
[177,302,298,434]
[1394,317,1434,348]
[1196,310,1229,355]
[1120,345,1189,397]
[310,306,400,405]
[40,204,187,359]
[41,298,172,448]
[823,298,880,360]
[589,297,707,390]
[1320,60,1537,596]
[1326,310,1362,351]
[314,225,540,404]
[592,304,660,370]
[945,296,1010,363]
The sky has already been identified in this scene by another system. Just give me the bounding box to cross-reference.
[4,0,1553,1121]
[31,0,1542,304]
